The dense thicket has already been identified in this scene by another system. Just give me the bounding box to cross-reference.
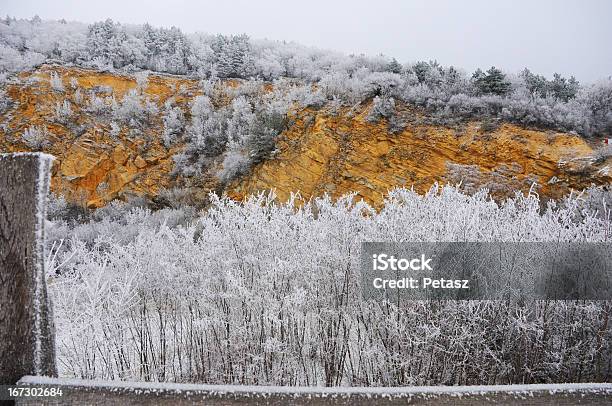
[1,16,611,138]
[46,186,612,385]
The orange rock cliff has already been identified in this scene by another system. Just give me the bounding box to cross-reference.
[1,65,610,208]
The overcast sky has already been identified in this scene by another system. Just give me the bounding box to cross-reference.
[4,0,611,82]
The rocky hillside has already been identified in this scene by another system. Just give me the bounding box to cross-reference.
[1,65,610,208]
[0,65,210,207]
[229,107,611,207]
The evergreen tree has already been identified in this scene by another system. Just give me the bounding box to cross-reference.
[473,66,511,96]
[550,73,579,102]
[386,58,403,74]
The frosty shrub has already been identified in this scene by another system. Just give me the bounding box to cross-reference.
[246,110,285,164]
[155,187,202,209]
[0,88,11,114]
[86,94,110,114]
[175,87,289,176]
[161,102,185,148]
[0,43,45,72]
[185,95,228,157]
[46,193,68,220]
[592,145,612,163]
[366,95,396,123]
[54,99,73,123]
[73,87,83,105]
[49,185,612,386]
[217,146,250,183]
[21,124,50,149]
[49,71,64,92]
[112,89,158,126]
[109,121,121,138]
[560,185,612,221]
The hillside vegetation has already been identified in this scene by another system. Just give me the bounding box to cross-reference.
[2,17,612,136]
[47,186,611,385]
[0,64,610,209]
[1,17,611,208]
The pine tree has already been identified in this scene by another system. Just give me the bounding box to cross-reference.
[386,58,403,74]
[550,73,579,102]
[473,66,511,96]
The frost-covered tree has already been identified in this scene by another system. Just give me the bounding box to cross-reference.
[186,95,228,157]
[86,19,122,67]
[581,79,612,136]
[0,16,610,139]
[520,68,548,98]
[386,58,403,74]
[472,66,511,96]
[411,60,444,86]
[226,96,255,144]
[550,73,579,102]
[211,34,255,79]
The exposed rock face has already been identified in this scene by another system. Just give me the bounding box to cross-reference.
[229,107,611,207]
[0,65,201,207]
[1,65,610,208]
[54,135,176,207]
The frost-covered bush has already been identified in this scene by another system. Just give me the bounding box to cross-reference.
[54,99,72,122]
[217,144,251,183]
[21,124,50,149]
[112,89,158,126]
[72,87,83,104]
[0,88,11,114]
[367,95,395,122]
[155,187,202,209]
[86,94,110,114]
[226,96,255,144]
[134,71,149,89]
[49,71,64,92]
[592,145,612,163]
[561,186,612,221]
[246,108,286,163]
[185,95,228,157]
[580,80,612,136]
[176,86,288,176]
[49,186,612,385]
[109,121,121,138]
[47,193,68,220]
[161,101,185,148]
[318,70,402,105]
